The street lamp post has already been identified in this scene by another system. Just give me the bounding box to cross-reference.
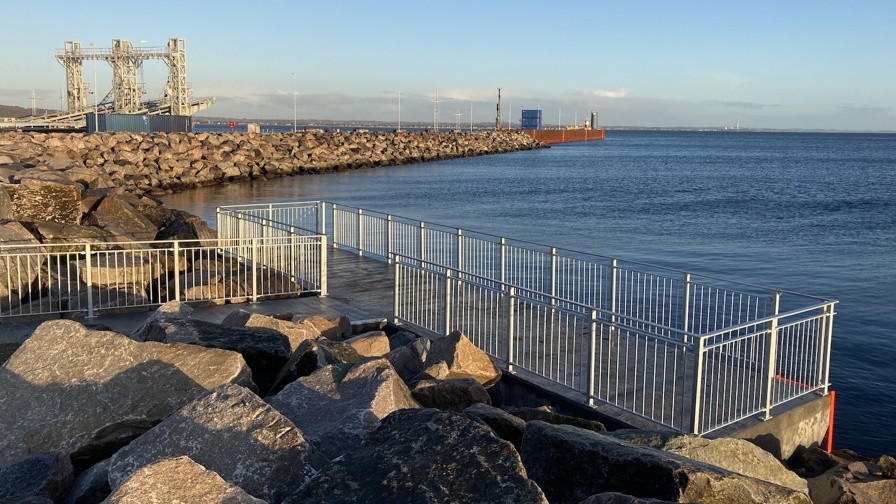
[292,72,297,133]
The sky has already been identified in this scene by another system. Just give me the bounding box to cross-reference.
[1,0,894,131]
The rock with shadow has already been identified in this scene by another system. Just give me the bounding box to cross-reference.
[267,358,419,461]
[108,384,317,504]
[104,456,264,504]
[0,320,255,472]
[519,421,811,504]
[287,408,548,504]
[0,451,73,503]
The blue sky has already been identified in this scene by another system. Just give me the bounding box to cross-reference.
[1,0,893,130]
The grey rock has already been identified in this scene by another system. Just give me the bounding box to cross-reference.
[411,378,491,412]
[0,220,44,311]
[6,178,81,225]
[109,384,315,503]
[419,330,502,388]
[515,406,606,434]
[267,337,362,396]
[29,222,126,252]
[84,196,158,242]
[103,456,265,504]
[0,322,31,365]
[222,309,318,352]
[289,408,547,504]
[385,345,425,383]
[267,358,419,460]
[0,320,255,470]
[519,421,811,504]
[0,185,12,220]
[343,330,390,357]
[138,317,290,396]
[0,452,73,503]
[463,403,527,449]
[64,458,110,504]
[388,330,418,350]
[578,493,681,504]
[806,451,896,504]
[348,317,386,335]
[128,300,193,342]
[293,315,347,341]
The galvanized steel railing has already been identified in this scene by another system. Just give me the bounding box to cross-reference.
[0,230,325,319]
[216,200,836,435]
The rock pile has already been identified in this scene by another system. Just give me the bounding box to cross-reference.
[5,303,883,503]
[0,130,546,196]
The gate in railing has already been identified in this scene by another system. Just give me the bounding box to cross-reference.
[1,221,325,319]
[216,201,837,435]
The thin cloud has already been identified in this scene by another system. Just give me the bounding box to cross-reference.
[592,88,632,98]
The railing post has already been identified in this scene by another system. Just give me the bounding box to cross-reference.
[419,221,426,262]
[358,209,364,257]
[319,233,328,297]
[609,259,618,336]
[690,336,706,434]
[317,201,325,236]
[760,291,782,420]
[456,229,463,272]
[331,202,338,247]
[392,257,401,325]
[500,237,507,286]
[506,286,516,371]
[682,272,692,338]
[444,268,453,336]
[251,238,259,303]
[550,247,557,305]
[173,241,181,302]
[84,243,94,318]
[588,309,597,407]
[386,215,393,264]
[821,303,835,395]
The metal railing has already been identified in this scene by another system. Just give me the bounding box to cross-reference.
[0,231,325,320]
[216,201,837,435]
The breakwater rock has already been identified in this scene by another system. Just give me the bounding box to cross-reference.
[0,130,546,195]
[7,303,881,503]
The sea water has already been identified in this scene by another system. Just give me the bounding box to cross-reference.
[163,130,896,457]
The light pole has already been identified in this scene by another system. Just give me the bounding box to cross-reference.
[292,72,297,132]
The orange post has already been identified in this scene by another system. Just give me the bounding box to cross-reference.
[826,391,836,452]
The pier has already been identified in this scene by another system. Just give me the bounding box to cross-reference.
[0,200,836,457]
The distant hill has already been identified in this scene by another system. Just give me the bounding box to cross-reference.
[0,104,58,118]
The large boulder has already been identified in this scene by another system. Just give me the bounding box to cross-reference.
[463,403,527,449]
[222,309,318,351]
[519,421,811,504]
[108,384,316,503]
[128,299,193,342]
[65,458,111,504]
[5,178,81,225]
[418,330,502,387]
[84,195,158,242]
[267,358,419,460]
[410,378,491,412]
[0,452,73,503]
[0,320,255,470]
[288,408,548,504]
[103,456,265,504]
[0,220,44,311]
[29,221,126,252]
[137,317,291,396]
[610,432,808,495]
[267,337,363,395]
[806,450,896,504]
[343,330,390,357]
[514,406,606,434]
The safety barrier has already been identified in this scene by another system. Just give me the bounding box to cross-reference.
[0,231,325,319]
[217,200,837,434]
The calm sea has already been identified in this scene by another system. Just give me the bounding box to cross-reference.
[163,130,896,457]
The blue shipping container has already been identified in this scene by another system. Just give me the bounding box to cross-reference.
[521,110,543,129]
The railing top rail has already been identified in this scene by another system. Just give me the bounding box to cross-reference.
[392,253,697,346]
[218,210,321,236]
[699,300,838,344]
[0,235,325,252]
[218,200,322,211]
[326,201,835,304]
